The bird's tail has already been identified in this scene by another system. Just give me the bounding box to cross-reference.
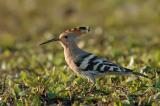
[124,68,149,79]
[132,72,149,79]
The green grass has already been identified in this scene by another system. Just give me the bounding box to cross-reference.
[0,0,160,105]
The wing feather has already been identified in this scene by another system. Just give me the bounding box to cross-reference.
[74,53,148,78]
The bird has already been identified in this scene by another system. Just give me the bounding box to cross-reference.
[40,26,148,85]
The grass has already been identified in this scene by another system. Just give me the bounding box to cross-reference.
[0,0,160,105]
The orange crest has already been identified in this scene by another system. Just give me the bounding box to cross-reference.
[64,26,90,35]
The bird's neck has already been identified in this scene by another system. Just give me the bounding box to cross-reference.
[63,41,89,75]
[64,42,82,55]
[63,42,82,75]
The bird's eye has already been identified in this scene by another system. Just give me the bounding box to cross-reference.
[64,36,68,39]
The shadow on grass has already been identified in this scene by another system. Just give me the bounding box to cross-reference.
[40,89,110,105]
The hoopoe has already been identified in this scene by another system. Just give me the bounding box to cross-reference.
[40,27,148,84]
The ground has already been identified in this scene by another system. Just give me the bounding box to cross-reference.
[0,0,160,105]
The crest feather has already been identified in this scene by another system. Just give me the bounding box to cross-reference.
[64,26,90,34]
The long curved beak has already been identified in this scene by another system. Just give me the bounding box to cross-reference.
[40,38,60,45]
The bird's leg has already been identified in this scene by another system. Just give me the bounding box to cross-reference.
[90,83,96,92]
[87,77,96,93]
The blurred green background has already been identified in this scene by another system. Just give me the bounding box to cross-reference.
[0,0,160,44]
[0,0,160,105]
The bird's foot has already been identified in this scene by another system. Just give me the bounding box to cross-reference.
[88,85,96,93]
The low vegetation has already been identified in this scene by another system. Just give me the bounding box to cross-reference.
[0,0,160,105]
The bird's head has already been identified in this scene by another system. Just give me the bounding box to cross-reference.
[40,26,90,47]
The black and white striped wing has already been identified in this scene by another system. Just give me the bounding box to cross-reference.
[74,53,132,74]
